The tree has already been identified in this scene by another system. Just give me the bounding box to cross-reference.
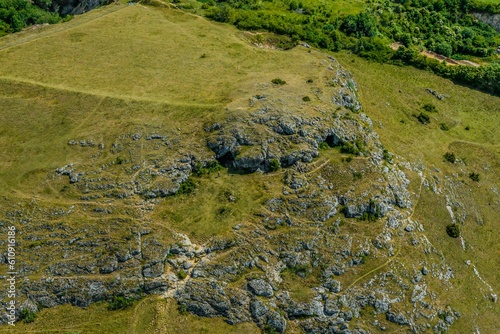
[446,224,460,238]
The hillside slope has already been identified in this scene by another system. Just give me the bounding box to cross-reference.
[0,3,498,334]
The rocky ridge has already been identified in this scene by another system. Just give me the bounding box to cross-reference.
[0,57,464,333]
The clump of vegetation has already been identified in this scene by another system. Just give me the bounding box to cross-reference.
[423,103,438,113]
[115,156,125,165]
[340,138,366,155]
[19,308,36,323]
[286,264,309,277]
[177,269,188,279]
[177,178,196,195]
[269,158,280,172]
[440,123,450,131]
[306,79,314,83]
[193,161,222,176]
[416,113,430,125]
[353,171,362,180]
[382,148,392,162]
[446,224,460,238]
[444,152,456,163]
[263,324,280,334]
[302,96,311,102]
[465,125,470,131]
[178,303,188,315]
[469,172,480,182]
[271,78,286,85]
[319,142,329,150]
[108,296,134,310]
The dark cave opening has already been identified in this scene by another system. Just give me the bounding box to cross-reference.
[216,151,235,168]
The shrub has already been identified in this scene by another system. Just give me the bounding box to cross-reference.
[319,142,329,150]
[108,296,134,310]
[271,78,286,85]
[440,123,450,131]
[115,156,125,164]
[302,96,311,102]
[177,178,196,195]
[469,172,480,182]
[177,269,187,279]
[423,103,437,113]
[193,161,222,176]
[444,152,456,163]
[340,142,358,154]
[269,158,280,172]
[19,308,36,323]
[382,148,392,162]
[416,113,430,125]
[465,125,470,131]
[178,304,188,315]
[446,224,460,238]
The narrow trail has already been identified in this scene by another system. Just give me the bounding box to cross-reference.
[344,172,426,292]
[0,75,223,108]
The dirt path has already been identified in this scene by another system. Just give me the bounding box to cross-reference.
[0,75,222,108]
[390,43,480,67]
[343,171,426,292]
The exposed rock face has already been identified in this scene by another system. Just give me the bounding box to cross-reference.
[473,13,500,32]
[52,0,110,16]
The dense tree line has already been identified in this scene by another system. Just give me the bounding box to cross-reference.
[203,0,500,95]
[0,0,62,36]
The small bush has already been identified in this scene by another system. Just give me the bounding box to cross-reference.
[302,96,311,102]
[382,148,391,162]
[340,142,358,155]
[177,269,187,280]
[353,171,362,180]
[177,178,196,195]
[446,224,460,238]
[20,308,36,323]
[269,158,281,172]
[465,125,470,131]
[108,296,134,310]
[319,142,329,150]
[193,161,222,176]
[306,79,314,83]
[416,112,430,125]
[178,304,188,315]
[444,152,456,163]
[271,78,286,85]
[423,103,438,113]
[115,156,125,165]
[440,123,450,131]
[469,172,480,182]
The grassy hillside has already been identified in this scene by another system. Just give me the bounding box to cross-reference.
[0,3,498,334]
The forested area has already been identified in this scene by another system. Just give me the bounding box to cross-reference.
[0,0,62,36]
[202,0,500,94]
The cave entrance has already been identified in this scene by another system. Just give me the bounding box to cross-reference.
[216,152,235,168]
[325,135,337,147]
